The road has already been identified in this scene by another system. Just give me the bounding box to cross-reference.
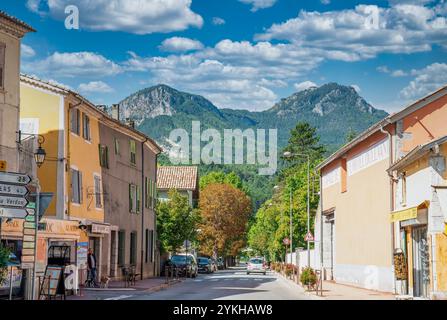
[112,267,312,300]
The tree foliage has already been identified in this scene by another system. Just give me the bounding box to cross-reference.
[249,121,323,262]
[199,171,244,192]
[156,189,200,254]
[198,183,252,258]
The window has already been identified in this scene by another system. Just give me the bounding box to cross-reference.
[114,138,120,155]
[145,229,154,263]
[82,113,91,141]
[145,177,157,209]
[70,169,83,204]
[129,184,140,213]
[99,145,109,168]
[94,175,102,208]
[401,173,407,206]
[130,232,137,265]
[118,231,125,266]
[130,140,136,165]
[70,108,81,135]
[0,42,5,89]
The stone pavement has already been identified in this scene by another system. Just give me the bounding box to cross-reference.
[67,277,181,300]
[309,280,396,300]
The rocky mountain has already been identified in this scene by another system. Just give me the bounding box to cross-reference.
[118,82,388,153]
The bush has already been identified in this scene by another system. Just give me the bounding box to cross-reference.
[285,264,295,277]
[0,245,11,285]
[300,267,317,287]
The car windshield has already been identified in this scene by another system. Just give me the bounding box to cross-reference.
[197,258,209,264]
[171,255,192,264]
[249,258,263,264]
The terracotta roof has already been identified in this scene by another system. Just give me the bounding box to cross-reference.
[157,166,198,190]
[0,11,35,33]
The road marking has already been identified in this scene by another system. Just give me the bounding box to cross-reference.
[105,295,134,300]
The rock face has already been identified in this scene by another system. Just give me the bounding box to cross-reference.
[117,82,388,153]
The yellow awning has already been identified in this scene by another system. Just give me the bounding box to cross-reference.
[390,201,430,223]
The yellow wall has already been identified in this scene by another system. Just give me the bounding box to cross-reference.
[65,98,104,223]
[436,233,447,292]
[20,82,63,217]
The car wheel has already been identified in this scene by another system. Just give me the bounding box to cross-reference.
[247,272,250,275]
[263,272,266,275]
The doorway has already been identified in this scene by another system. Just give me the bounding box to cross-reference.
[412,226,429,298]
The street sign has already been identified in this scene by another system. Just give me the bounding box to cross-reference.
[0,172,31,185]
[304,232,314,242]
[0,207,34,219]
[0,161,6,172]
[0,183,29,197]
[0,195,28,208]
[283,238,290,245]
[21,263,34,269]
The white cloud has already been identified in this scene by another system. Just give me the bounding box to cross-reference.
[377,66,390,73]
[27,0,203,34]
[256,4,447,61]
[351,84,361,93]
[21,44,36,58]
[212,17,226,25]
[400,63,447,99]
[78,81,113,93]
[159,37,204,52]
[238,0,277,12]
[388,0,435,5]
[321,0,331,4]
[294,81,318,91]
[23,52,122,78]
[391,70,408,77]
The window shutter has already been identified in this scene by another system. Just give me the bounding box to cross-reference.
[106,146,109,168]
[70,169,76,202]
[137,185,141,213]
[79,171,83,204]
[129,184,133,212]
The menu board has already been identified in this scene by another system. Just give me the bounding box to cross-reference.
[76,242,88,269]
[40,266,64,298]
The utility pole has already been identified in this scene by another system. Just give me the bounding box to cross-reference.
[307,157,311,267]
[289,189,293,262]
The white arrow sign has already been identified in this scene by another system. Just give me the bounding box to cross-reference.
[0,195,29,208]
[0,207,34,219]
[0,172,31,185]
[0,183,29,197]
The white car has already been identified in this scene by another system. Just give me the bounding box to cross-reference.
[246,258,267,275]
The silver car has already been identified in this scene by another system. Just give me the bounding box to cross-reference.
[246,257,266,275]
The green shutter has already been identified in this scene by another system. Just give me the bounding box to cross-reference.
[129,184,133,212]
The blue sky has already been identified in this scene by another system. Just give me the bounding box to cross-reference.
[2,0,447,113]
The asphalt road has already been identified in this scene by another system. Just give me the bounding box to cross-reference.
[117,267,312,300]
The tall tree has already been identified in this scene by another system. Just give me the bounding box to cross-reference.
[199,171,244,192]
[156,189,199,254]
[345,127,358,143]
[198,183,252,259]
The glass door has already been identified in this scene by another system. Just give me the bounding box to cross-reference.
[412,226,429,298]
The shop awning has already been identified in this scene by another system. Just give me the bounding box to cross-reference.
[390,201,430,222]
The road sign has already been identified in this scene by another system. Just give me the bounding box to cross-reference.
[0,172,31,185]
[0,207,34,219]
[283,238,290,245]
[21,262,34,269]
[0,195,28,208]
[304,232,314,242]
[0,183,29,197]
[0,161,6,172]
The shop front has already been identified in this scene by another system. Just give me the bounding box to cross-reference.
[391,201,430,298]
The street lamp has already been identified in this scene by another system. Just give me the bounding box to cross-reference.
[283,151,311,268]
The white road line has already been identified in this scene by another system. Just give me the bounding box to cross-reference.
[105,295,134,300]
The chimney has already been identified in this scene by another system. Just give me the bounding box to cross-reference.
[125,118,135,129]
[111,104,120,121]
[96,105,107,112]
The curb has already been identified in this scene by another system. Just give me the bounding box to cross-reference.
[274,271,324,300]
[143,279,183,294]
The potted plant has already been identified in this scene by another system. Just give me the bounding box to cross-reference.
[300,267,317,289]
[285,264,294,278]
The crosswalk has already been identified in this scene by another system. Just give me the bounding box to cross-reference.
[194,277,266,282]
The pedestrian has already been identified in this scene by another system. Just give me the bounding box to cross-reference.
[87,248,98,287]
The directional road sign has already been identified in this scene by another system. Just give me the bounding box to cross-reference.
[0,183,29,197]
[0,195,28,208]
[0,207,34,219]
[0,172,31,185]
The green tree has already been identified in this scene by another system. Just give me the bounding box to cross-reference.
[199,171,244,191]
[0,245,11,284]
[345,127,357,143]
[156,189,199,254]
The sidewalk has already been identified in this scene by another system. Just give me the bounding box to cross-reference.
[310,280,396,300]
[67,277,181,300]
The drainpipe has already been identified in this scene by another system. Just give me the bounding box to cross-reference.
[380,124,395,294]
[319,172,324,284]
[141,138,148,280]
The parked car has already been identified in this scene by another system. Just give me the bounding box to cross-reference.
[246,257,267,275]
[197,257,213,274]
[217,257,225,270]
[170,254,198,278]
